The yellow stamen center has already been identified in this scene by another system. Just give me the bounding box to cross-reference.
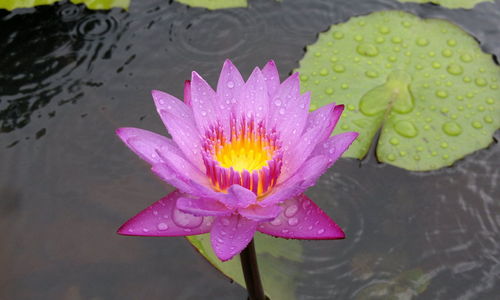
[215,134,272,172]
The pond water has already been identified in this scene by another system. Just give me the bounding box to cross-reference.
[1,0,499,299]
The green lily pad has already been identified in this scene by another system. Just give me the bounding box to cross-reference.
[296,11,500,171]
[0,0,129,10]
[398,0,493,9]
[187,233,302,300]
[176,0,247,10]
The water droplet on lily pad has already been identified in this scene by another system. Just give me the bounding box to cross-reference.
[297,11,499,171]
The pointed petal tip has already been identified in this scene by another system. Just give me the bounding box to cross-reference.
[265,59,276,67]
[223,58,235,66]
[191,70,202,81]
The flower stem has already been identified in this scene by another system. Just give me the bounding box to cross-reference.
[240,238,267,300]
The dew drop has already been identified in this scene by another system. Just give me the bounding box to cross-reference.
[356,43,379,57]
[447,39,457,47]
[332,31,344,40]
[379,26,390,34]
[391,36,402,44]
[460,54,473,63]
[471,121,483,129]
[389,137,400,145]
[387,154,396,161]
[333,64,345,73]
[394,120,418,138]
[157,223,169,231]
[172,208,203,228]
[284,204,298,217]
[201,111,207,116]
[365,70,379,78]
[475,77,487,87]
[447,63,463,75]
[442,49,453,57]
[317,228,325,235]
[279,108,286,115]
[436,90,448,99]
[270,218,282,226]
[416,38,429,46]
[319,68,329,76]
[442,121,462,136]
[288,217,299,226]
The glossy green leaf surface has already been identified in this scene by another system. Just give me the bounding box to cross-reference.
[0,0,129,10]
[296,11,500,171]
[187,233,302,300]
[176,0,247,10]
[398,0,493,9]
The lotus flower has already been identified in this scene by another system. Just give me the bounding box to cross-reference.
[116,60,358,261]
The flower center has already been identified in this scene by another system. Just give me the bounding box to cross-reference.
[215,129,273,172]
[202,117,282,196]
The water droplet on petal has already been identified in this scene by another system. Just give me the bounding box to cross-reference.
[227,81,234,88]
[284,204,298,217]
[288,217,299,226]
[172,208,203,228]
[157,223,169,230]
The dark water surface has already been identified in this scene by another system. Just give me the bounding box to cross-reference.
[1,0,499,299]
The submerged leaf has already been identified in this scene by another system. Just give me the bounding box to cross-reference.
[355,268,430,299]
[0,0,129,10]
[187,233,302,300]
[398,0,493,9]
[176,0,247,10]
[297,11,500,171]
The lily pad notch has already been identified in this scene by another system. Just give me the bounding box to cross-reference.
[296,11,499,171]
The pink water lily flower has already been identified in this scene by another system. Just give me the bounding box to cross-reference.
[117,60,358,261]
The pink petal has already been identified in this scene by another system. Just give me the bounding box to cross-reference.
[117,190,214,237]
[258,194,345,240]
[235,67,269,123]
[305,103,344,142]
[261,60,280,96]
[190,71,219,132]
[216,59,245,120]
[116,127,181,165]
[154,147,208,187]
[151,164,218,199]
[184,80,192,106]
[239,204,282,222]
[314,132,359,166]
[226,184,257,208]
[176,196,233,217]
[279,104,343,182]
[210,215,258,261]
[260,155,330,206]
[152,90,204,169]
[267,73,310,150]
